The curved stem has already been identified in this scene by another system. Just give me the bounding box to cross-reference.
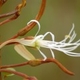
[11,0,46,39]
[0,15,19,26]
[0,10,17,18]
[0,0,26,26]
[0,0,7,7]
[42,58,74,76]
[0,69,29,79]
[0,61,29,69]
[0,50,2,80]
[1,58,74,76]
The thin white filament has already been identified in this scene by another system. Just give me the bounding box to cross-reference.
[27,20,41,37]
[37,23,80,58]
[50,49,55,58]
[37,48,47,60]
[41,32,55,41]
[60,24,75,43]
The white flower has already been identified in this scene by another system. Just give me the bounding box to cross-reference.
[0,20,80,60]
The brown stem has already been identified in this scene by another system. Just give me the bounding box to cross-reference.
[0,50,2,80]
[0,69,37,80]
[42,58,74,76]
[0,37,2,80]
[0,0,26,26]
[0,58,74,76]
[0,14,19,26]
[0,61,29,69]
[0,10,17,18]
[0,69,30,79]
[11,0,46,39]
[0,0,7,7]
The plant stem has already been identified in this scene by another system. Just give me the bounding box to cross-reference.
[0,49,2,80]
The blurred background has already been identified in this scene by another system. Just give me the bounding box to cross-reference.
[0,0,80,80]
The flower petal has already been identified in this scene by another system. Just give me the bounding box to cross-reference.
[14,44,35,60]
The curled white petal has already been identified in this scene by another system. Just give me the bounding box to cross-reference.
[27,20,41,36]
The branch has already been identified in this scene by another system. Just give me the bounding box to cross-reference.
[0,58,74,76]
[0,50,2,80]
[0,69,37,80]
[11,0,46,39]
[0,0,26,26]
[0,0,7,7]
[0,10,17,18]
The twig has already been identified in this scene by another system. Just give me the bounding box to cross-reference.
[0,50,2,80]
[11,0,46,39]
[0,58,74,76]
[0,14,19,26]
[0,0,26,26]
[0,10,18,18]
[0,36,2,80]
[0,69,37,80]
[0,0,7,7]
